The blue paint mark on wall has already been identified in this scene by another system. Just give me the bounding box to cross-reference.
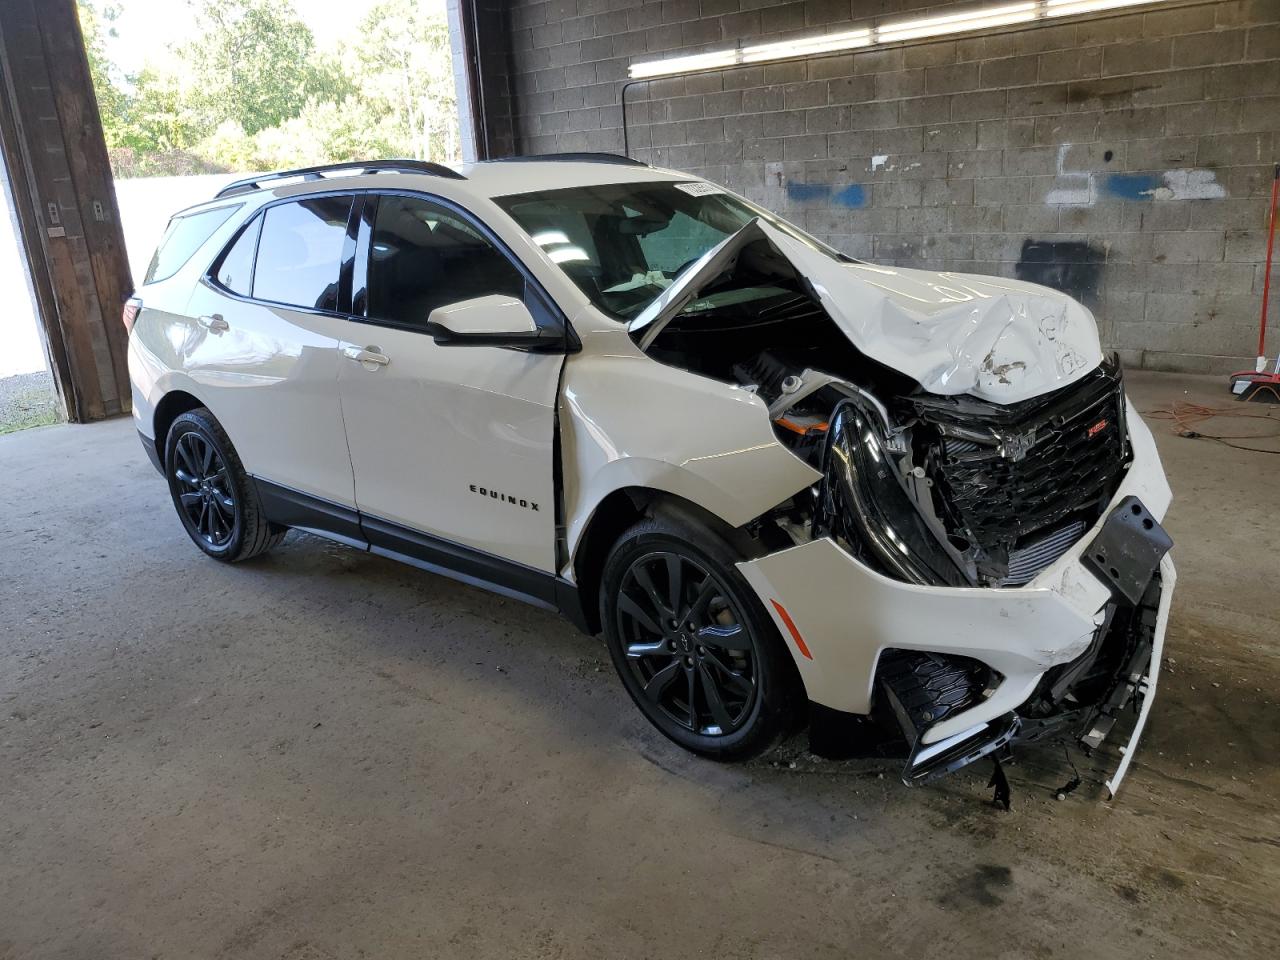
[786,183,830,202]
[1104,173,1160,201]
[834,184,866,208]
[785,182,867,207]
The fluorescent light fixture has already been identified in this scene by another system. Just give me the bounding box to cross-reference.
[741,28,873,63]
[1045,0,1161,16]
[627,0,1180,79]
[629,49,738,79]
[877,3,1038,42]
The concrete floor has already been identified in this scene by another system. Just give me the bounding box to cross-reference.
[1,371,1276,959]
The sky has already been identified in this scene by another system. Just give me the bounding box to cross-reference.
[102,0,449,76]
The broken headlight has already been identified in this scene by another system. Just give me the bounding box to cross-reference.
[816,397,971,588]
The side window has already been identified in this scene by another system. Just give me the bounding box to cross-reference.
[253,196,353,311]
[365,195,524,329]
[144,204,239,284]
[213,214,261,296]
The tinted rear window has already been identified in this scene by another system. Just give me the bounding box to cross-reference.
[252,196,353,312]
[144,205,239,284]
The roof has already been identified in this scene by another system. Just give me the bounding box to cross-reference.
[456,159,689,197]
[210,154,690,202]
[169,156,694,222]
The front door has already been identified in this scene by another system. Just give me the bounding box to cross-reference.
[337,193,566,575]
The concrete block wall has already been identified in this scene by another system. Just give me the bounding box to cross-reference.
[484,0,1280,374]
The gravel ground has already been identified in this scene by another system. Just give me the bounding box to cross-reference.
[0,370,59,434]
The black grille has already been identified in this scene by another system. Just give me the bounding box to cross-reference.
[914,362,1128,579]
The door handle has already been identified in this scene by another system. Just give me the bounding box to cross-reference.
[343,344,390,367]
[197,313,229,333]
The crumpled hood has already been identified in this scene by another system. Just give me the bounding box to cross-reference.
[632,220,1103,405]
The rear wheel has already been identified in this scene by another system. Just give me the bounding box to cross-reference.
[600,513,803,760]
[164,407,285,562]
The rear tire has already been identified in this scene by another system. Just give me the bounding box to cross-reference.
[164,407,286,562]
[600,512,804,761]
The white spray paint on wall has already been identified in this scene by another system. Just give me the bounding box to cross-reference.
[1045,144,1096,206]
[1143,169,1225,201]
[1044,143,1226,206]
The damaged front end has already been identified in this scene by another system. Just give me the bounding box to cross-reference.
[804,363,1170,789]
[630,216,1174,795]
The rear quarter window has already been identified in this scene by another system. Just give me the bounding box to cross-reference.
[144,205,241,285]
[213,214,262,296]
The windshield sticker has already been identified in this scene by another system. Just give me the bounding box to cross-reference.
[673,181,723,197]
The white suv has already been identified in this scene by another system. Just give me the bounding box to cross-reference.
[128,155,1175,793]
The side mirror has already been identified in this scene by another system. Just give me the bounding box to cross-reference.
[426,295,561,351]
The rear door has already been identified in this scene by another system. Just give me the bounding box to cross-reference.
[337,192,567,574]
[181,194,357,507]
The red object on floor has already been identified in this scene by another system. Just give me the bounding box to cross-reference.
[1230,164,1280,401]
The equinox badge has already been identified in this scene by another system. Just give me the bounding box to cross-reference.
[470,484,539,511]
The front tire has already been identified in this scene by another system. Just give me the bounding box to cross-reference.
[164,407,285,562]
[600,513,803,761]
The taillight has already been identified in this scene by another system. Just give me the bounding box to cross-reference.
[122,296,142,333]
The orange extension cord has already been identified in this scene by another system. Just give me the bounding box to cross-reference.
[1144,400,1280,455]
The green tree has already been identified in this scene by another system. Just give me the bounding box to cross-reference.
[199,99,400,171]
[183,0,350,136]
[76,0,129,148]
[79,0,462,176]
[351,0,459,162]
[122,66,204,153]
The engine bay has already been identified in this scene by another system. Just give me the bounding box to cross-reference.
[636,237,1131,589]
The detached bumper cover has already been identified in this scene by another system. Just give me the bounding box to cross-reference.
[1101,557,1174,797]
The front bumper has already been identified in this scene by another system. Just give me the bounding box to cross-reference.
[891,558,1173,796]
[736,399,1175,793]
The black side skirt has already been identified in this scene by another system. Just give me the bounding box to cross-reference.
[138,429,164,475]
[252,477,592,633]
[255,479,366,549]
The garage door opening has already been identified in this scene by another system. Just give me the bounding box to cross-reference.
[0,158,60,433]
[80,0,465,285]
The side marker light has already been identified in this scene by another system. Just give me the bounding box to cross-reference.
[770,599,813,660]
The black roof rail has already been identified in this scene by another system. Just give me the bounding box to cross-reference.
[494,152,648,167]
[214,159,465,199]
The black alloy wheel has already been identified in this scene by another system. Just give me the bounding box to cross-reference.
[617,550,759,736]
[164,406,286,562]
[601,513,804,761]
[171,430,237,549]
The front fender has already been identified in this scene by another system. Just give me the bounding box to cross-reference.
[560,335,819,566]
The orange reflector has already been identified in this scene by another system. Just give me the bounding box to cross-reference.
[770,599,812,660]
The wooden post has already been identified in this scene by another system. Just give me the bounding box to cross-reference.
[0,0,133,422]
